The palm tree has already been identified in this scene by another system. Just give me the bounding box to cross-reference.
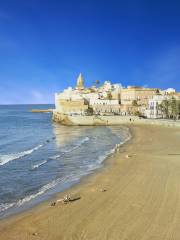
[159,100,169,118]
[169,97,177,119]
[177,100,180,119]
[159,98,180,120]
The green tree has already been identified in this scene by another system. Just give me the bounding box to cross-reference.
[85,107,94,116]
[177,100,180,119]
[132,100,138,106]
[134,111,141,117]
[170,97,178,120]
[159,98,180,120]
[107,92,112,100]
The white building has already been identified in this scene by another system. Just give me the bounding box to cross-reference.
[162,88,176,95]
[89,99,119,105]
[145,95,168,119]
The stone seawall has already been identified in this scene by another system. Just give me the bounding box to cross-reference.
[31,109,53,113]
[52,111,180,128]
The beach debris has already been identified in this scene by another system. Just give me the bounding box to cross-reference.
[50,194,81,206]
[125,153,136,158]
[63,194,81,204]
[32,232,38,236]
[100,188,107,192]
[51,202,56,206]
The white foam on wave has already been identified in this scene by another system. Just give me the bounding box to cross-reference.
[85,131,132,173]
[97,148,116,165]
[0,144,43,166]
[64,136,90,153]
[49,154,62,160]
[0,180,59,213]
[120,129,132,144]
[17,173,79,207]
[0,133,132,214]
[31,160,48,170]
[50,137,90,160]
[0,173,81,213]
[97,130,132,165]
[17,179,59,206]
[0,179,63,213]
[0,203,16,213]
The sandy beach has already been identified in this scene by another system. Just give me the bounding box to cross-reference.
[0,124,180,240]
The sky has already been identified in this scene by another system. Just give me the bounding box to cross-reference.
[0,0,180,104]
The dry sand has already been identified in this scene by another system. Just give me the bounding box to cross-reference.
[0,125,180,240]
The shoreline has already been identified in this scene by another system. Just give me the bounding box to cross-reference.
[1,124,180,239]
[0,125,131,221]
[0,125,133,222]
[52,111,180,127]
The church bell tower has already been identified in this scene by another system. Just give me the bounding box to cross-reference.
[76,73,85,90]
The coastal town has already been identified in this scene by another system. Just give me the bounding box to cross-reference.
[53,73,180,125]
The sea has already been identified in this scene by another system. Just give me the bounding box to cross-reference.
[0,104,131,218]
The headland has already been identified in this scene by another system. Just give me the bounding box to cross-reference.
[53,73,180,125]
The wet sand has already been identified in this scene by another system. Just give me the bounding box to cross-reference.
[0,125,180,240]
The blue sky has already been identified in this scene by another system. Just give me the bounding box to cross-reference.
[0,0,180,104]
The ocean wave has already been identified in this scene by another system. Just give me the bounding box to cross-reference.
[17,180,59,206]
[17,174,79,207]
[0,202,16,213]
[0,174,80,213]
[50,136,90,160]
[30,160,48,170]
[97,132,131,165]
[64,136,90,153]
[0,181,58,213]
[0,132,132,215]
[0,144,43,166]
[97,148,116,165]
[16,134,131,208]
[120,130,132,144]
[0,179,63,213]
